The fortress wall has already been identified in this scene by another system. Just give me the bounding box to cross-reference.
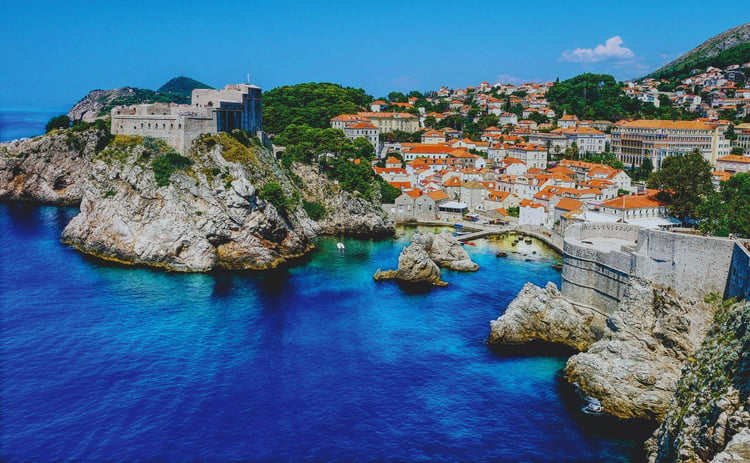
[112,115,182,151]
[562,239,631,312]
[179,116,216,154]
[560,223,739,311]
[632,230,736,303]
[725,242,750,301]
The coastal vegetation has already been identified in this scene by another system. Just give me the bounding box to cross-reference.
[262,82,372,134]
[698,172,750,237]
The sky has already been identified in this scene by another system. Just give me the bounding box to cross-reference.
[0,1,746,109]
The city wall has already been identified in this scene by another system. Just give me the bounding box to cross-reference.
[561,223,746,313]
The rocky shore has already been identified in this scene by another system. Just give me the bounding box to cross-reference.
[1,128,394,271]
[488,272,750,461]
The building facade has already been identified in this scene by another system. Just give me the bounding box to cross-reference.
[611,120,730,168]
[111,84,262,153]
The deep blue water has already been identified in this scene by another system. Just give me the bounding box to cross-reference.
[0,108,69,142]
[0,203,649,462]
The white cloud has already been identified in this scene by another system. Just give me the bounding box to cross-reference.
[560,36,635,63]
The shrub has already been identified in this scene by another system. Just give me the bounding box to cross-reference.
[259,182,294,213]
[151,151,194,187]
[302,200,326,220]
[45,115,71,132]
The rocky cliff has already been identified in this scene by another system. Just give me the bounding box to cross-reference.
[489,278,716,421]
[67,88,142,121]
[0,127,109,205]
[645,301,750,463]
[292,163,394,238]
[61,134,313,271]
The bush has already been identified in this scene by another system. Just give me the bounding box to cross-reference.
[151,151,194,187]
[259,182,294,213]
[45,115,71,132]
[302,200,326,220]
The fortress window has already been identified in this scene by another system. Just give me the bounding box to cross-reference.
[170,123,174,129]
[178,124,182,129]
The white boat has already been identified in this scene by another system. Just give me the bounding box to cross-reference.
[336,242,345,250]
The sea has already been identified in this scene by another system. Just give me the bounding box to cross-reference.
[0,111,652,462]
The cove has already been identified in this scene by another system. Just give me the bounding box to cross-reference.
[0,204,647,462]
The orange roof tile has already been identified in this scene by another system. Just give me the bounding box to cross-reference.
[600,194,666,210]
[555,197,584,211]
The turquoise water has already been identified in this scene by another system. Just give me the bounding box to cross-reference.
[0,204,648,461]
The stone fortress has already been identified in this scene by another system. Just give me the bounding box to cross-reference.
[561,223,750,312]
[110,84,262,153]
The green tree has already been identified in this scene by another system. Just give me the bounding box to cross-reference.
[262,83,372,134]
[45,115,71,132]
[640,157,654,180]
[730,146,744,155]
[647,149,713,223]
[259,182,293,213]
[423,116,437,129]
[699,173,750,237]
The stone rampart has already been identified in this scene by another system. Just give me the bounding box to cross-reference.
[561,223,747,312]
[631,229,736,303]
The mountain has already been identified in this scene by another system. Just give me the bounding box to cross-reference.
[648,22,750,79]
[157,76,213,96]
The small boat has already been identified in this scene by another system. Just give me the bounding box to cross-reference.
[524,239,532,244]
[336,242,345,251]
[496,252,508,258]
[465,241,476,246]
[454,223,464,229]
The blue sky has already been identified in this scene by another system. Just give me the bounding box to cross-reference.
[0,1,745,109]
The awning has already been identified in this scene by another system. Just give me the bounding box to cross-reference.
[625,217,681,229]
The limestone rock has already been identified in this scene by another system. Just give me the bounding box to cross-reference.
[488,281,609,351]
[645,302,750,463]
[292,163,394,238]
[374,241,447,286]
[564,280,715,421]
[68,88,142,121]
[413,231,479,272]
[0,127,106,205]
[61,136,312,271]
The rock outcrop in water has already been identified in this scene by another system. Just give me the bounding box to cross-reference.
[374,231,477,286]
[488,282,608,352]
[489,278,716,421]
[0,127,109,205]
[414,230,480,272]
[373,242,447,286]
[645,301,750,463]
[61,134,312,271]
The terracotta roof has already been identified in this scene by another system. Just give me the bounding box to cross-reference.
[403,189,422,199]
[388,181,412,190]
[555,197,584,211]
[547,166,575,175]
[385,156,401,164]
[717,155,750,163]
[349,122,377,129]
[426,190,448,201]
[615,120,715,130]
[443,177,462,187]
[600,194,666,210]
